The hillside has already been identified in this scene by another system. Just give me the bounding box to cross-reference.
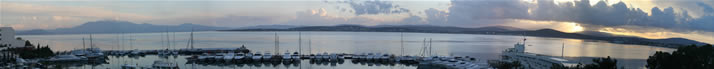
[223,25,708,48]
[18,20,229,35]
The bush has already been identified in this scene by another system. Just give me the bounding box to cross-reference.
[646,44,713,69]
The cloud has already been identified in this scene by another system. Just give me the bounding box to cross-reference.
[0,2,153,30]
[434,0,714,32]
[285,8,385,26]
[445,0,530,26]
[335,0,410,15]
[424,8,447,24]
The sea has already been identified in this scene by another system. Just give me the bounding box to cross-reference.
[19,31,675,69]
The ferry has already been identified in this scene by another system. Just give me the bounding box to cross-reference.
[497,38,578,69]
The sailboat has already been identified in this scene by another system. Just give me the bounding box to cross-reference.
[70,34,105,59]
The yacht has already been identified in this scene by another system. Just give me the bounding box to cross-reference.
[498,38,578,69]
[234,53,246,62]
[282,52,292,62]
[261,53,273,61]
[195,53,209,61]
[213,53,225,61]
[152,60,179,69]
[251,52,263,61]
[223,52,235,62]
[291,52,301,61]
[320,52,329,61]
[328,53,338,62]
[121,64,138,69]
[47,55,83,61]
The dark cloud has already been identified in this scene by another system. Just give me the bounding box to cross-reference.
[446,0,530,25]
[336,0,410,15]
[696,2,714,13]
[438,0,714,32]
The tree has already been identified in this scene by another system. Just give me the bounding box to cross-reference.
[551,56,619,69]
[647,44,713,69]
[24,40,33,46]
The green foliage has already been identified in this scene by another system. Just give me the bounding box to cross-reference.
[646,44,714,69]
[551,56,619,69]
[24,40,33,46]
[3,41,55,59]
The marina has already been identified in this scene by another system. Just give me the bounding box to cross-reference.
[2,31,675,69]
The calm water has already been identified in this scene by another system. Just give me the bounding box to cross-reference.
[19,31,675,69]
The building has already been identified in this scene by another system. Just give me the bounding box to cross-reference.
[0,27,26,48]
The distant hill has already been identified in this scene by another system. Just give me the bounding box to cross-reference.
[235,25,298,29]
[223,25,708,48]
[17,20,229,35]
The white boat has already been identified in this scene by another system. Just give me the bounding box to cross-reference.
[282,52,292,62]
[48,55,83,61]
[234,53,245,62]
[251,52,263,61]
[214,53,225,61]
[152,60,179,69]
[500,38,578,69]
[197,53,210,61]
[121,64,138,69]
[262,53,273,61]
[328,53,338,62]
[320,52,329,61]
[291,52,301,61]
[312,53,322,61]
[223,52,235,62]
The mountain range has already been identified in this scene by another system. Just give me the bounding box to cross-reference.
[223,24,709,48]
[17,20,230,35]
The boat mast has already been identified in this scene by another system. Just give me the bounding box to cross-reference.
[561,42,564,58]
[299,32,301,54]
[274,32,279,54]
[429,38,432,56]
[400,32,403,56]
[82,38,86,49]
[307,38,312,54]
[420,38,426,57]
[90,34,93,48]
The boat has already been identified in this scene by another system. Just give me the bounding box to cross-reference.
[233,53,245,62]
[328,53,338,62]
[121,64,138,69]
[213,53,225,61]
[320,52,329,61]
[497,37,578,69]
[291,52,301,61]
[251,52,263,61]
[196,53,211,61]
[261,53,273,61]
[282,52,292,62]
[223,52,235,62]
[152,60,179,69]
[47,55,84,61]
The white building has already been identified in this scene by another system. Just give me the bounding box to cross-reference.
[0,27,26,48]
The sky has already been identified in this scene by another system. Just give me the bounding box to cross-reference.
[1,0,713,44]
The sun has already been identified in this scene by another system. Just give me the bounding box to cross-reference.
[562,22,585,33]
[570,23,584,32]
